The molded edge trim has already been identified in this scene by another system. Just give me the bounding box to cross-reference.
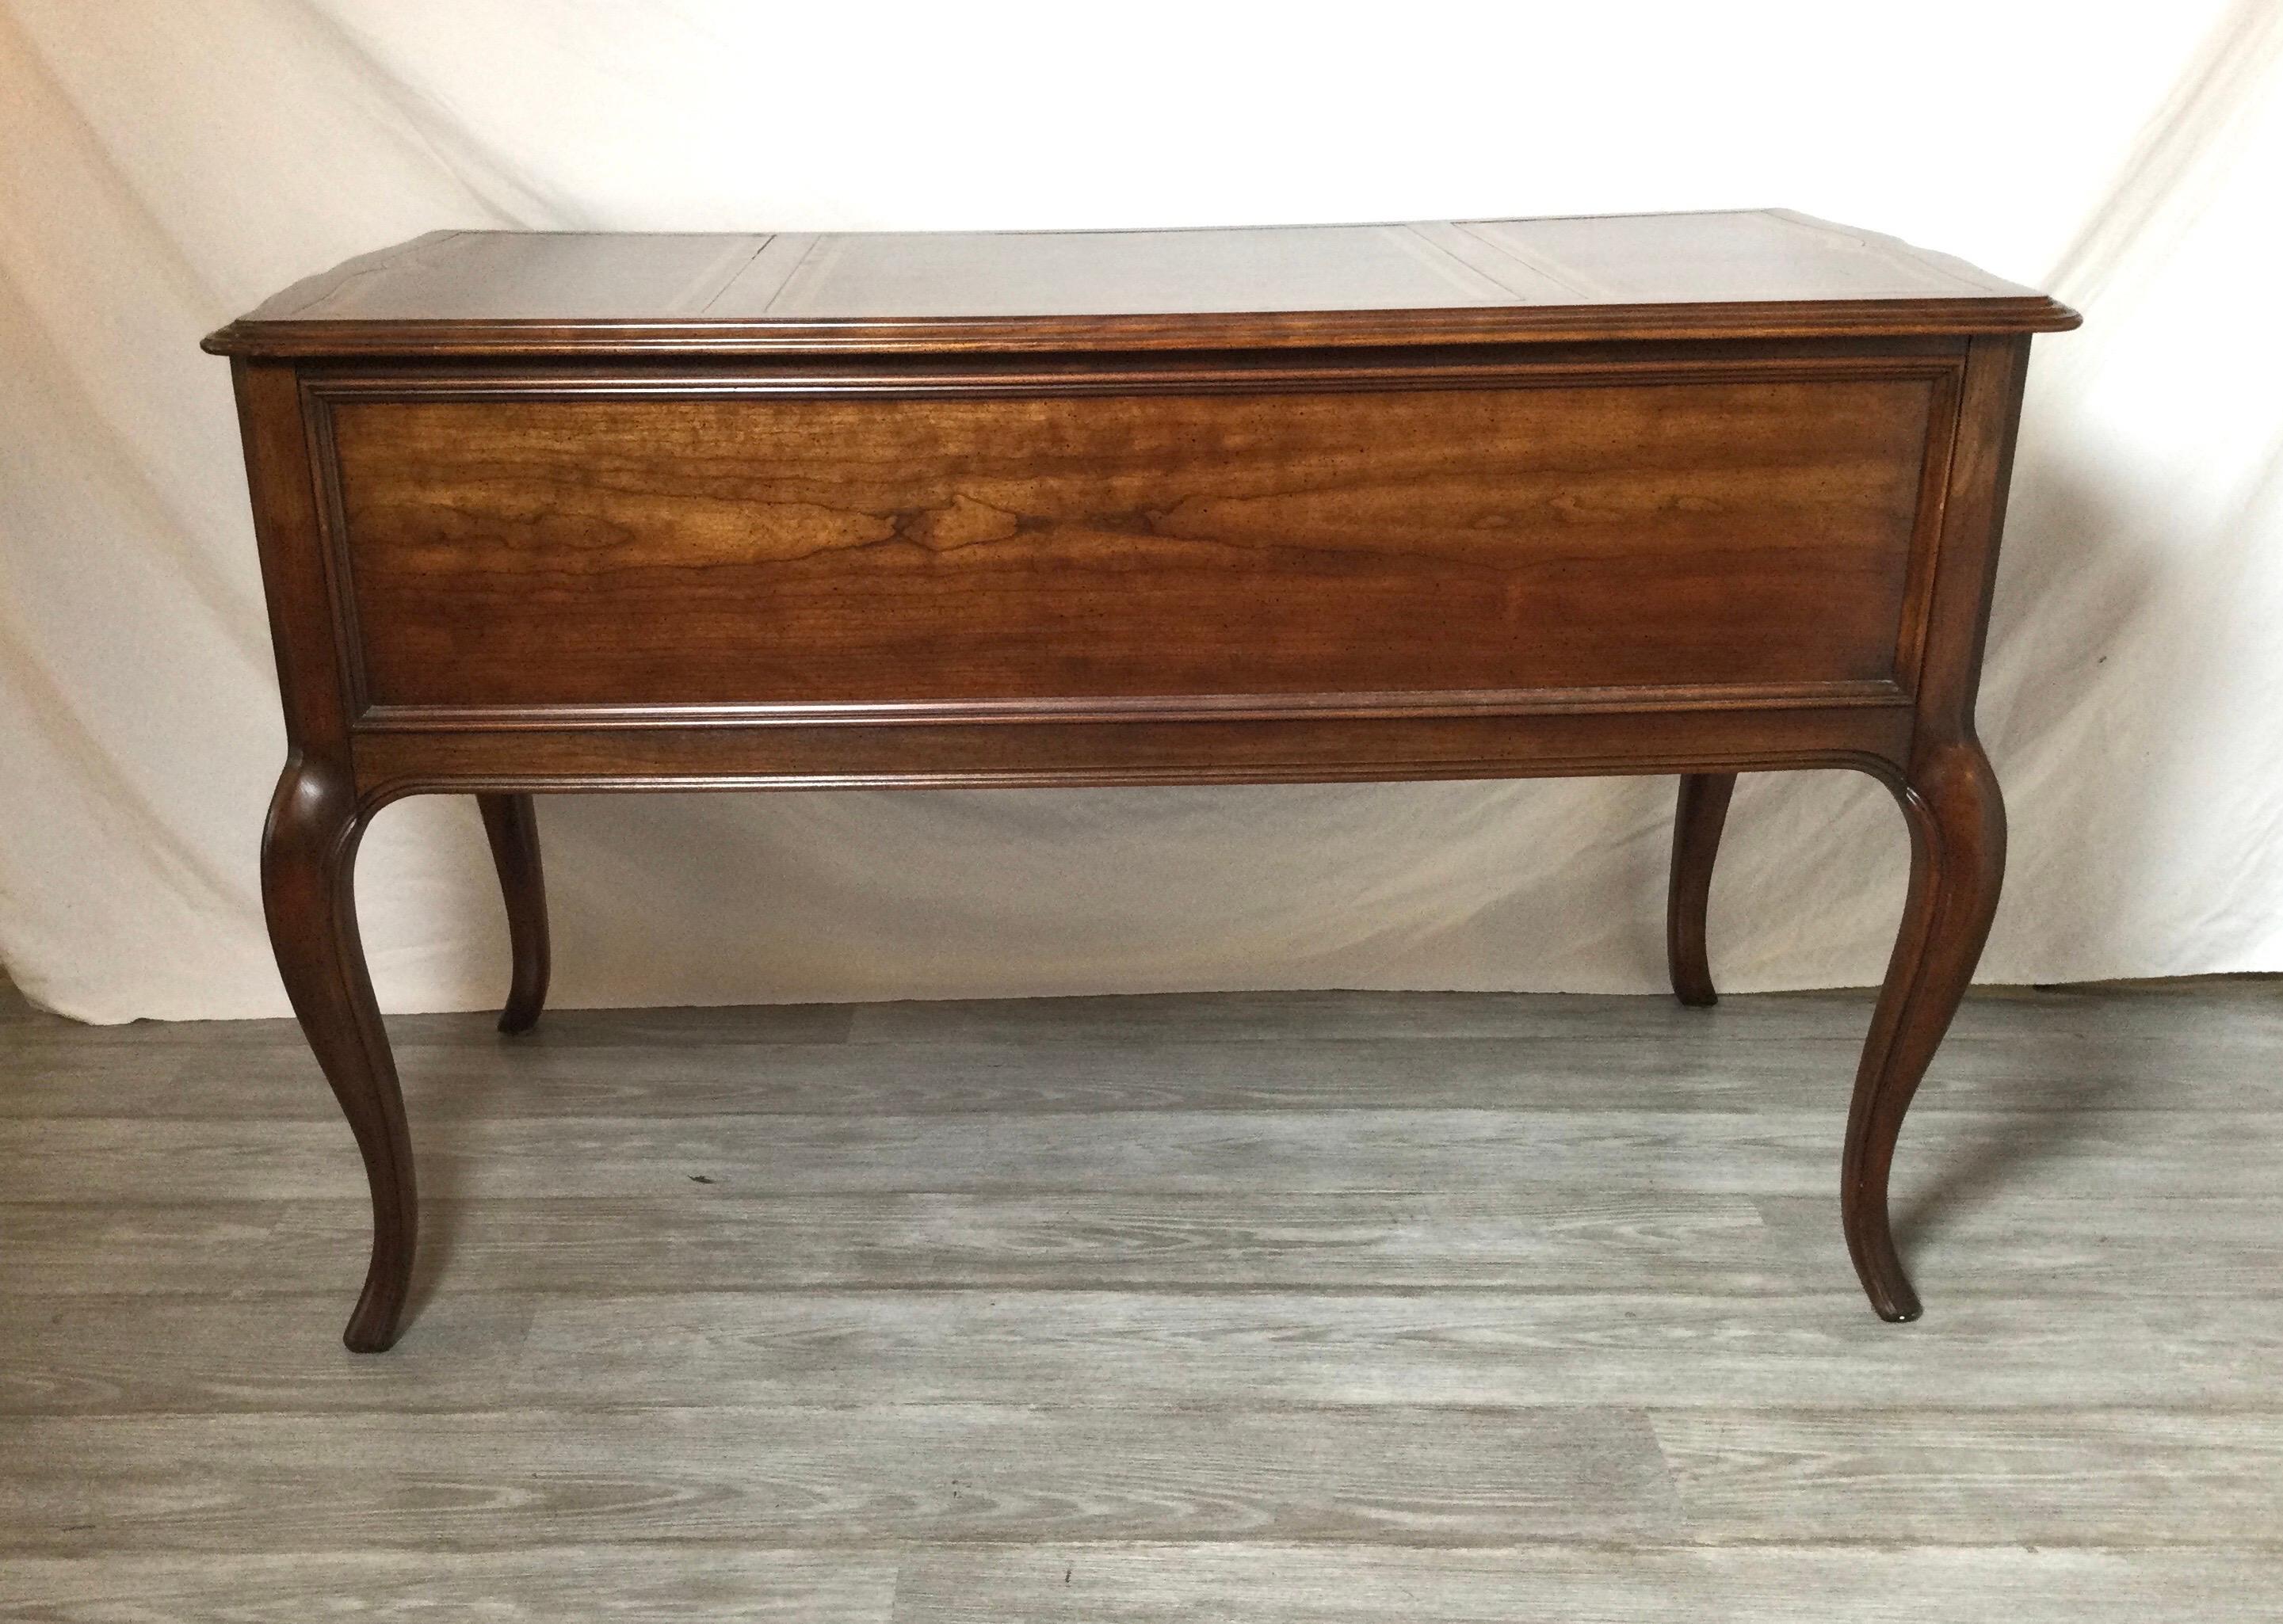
[204,296,2081,358]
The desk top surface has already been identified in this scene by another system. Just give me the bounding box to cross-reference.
[206,211,2078,359]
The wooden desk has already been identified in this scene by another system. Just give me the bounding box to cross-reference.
[206,212,2077,1351]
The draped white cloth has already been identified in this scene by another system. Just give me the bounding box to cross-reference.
[4,0,2280,1022]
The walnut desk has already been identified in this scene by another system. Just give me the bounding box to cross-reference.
[206,213,2078,1350]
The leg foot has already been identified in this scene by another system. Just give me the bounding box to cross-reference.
[1666,772,1735,1007]
[262,755,414,1352]
[478,793,550,1035]
[1843,741,2005,1322]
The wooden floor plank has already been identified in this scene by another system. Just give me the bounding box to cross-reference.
[16,1026,2282,1120]
[0,1548,895,1621]
[12,1189,2281,1302]
[0,1293,539,1415]
[0,1406,1674,1554]
[8,1288,2279,1418]
[840,985,2283,1047]
[6,1107,2276,1203]
[888,1544,2283,1624]
[1655,1408,2283,1546]
[1758,1193,2283,1299]
[506,1288,2283,1414]
[10,1544,2272,1624]
[0,1190,1777,1300]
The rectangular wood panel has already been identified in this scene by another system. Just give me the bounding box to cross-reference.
[735,224,1530,317]
[325,372,1941,713]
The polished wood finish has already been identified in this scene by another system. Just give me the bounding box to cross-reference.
[329,372,1937,710]
[476,794,548,1035]
[258,754,411,1353]
[1667,772,1736,1007]
[208,211,2075,356]
[207,214,2075,1348]
[1848,741,2006,1320]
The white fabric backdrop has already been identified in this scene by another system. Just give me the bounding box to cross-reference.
[4,0,2281,1023]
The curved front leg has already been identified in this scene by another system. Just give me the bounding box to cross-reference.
[262,757,414,1352]
[477,793,550,1035]
[1844,740,2006,1321]
[1666,772,1736,1007]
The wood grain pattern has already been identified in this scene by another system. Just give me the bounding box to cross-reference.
[9,1548,2274,1624]
[24,985,2283,1119]
[10,1107,2281,1203]
[0,1405,1674,1553]
[207,217,2076,1340]
[343,705,1916,802]
[5,979,2282,1620]
[745,223,1529,317]
[12,1184,2281,1304]
[889,1547,2283,1624]
[0,1551,895,1622]
[326,372,1939,711]
[201,212,2079,357]
[834,982,2277,1050]
[44,1023,2283,1122]
[1655,1409,2283,1545]
[1841,333,2030,1319]
[10,1289,2283,1419]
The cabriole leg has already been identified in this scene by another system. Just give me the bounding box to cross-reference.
[477,793,550,1035]
[1844,741,2006,1321]
[1666,772,1736,1007]
[261,756,414,1352]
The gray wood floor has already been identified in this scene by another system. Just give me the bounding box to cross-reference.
[2,971,2280,1619]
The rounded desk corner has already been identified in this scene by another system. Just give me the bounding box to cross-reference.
[2032,296,2083,334]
